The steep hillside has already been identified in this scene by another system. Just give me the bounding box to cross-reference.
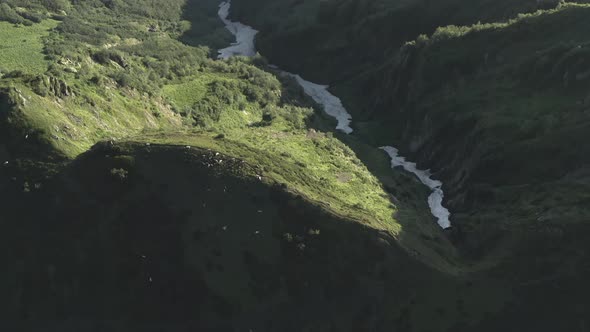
[0,0,469,330]
[0,0,454,261]
[361,3,590,257]
[228,0,590,264]
[229,0,562,82]
[224,0,590,328]
[1,0,589,330]
[2,140,509,331]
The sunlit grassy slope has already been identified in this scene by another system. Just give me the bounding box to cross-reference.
[160,70,397,232]
[0,20,59,74]
[0,0,457,265]
[2,80,183,158]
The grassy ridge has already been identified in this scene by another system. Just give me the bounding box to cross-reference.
[136,129,403,231]
[0,140,503,331]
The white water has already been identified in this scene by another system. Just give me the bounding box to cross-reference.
[217,2,258,59]
[379,146,451,229]
[287,74,353,134]
[217,2,451,228]
[216,2,353,133]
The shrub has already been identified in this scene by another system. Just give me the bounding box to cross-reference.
[89,75,104,85]
[42,0,71,12]
[19,11,46,23]
[3,70,25,78]
[283,233,294,242]
[0,3,26,24]
[308,229,321,236]
[110,168,128,180]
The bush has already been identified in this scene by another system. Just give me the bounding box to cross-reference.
[193,97,223,122]
[42,0,70,12]
[112,72,133,87]
[19,11,46,23]
[3,70,25,78]
[283,233,294,242]
[0,3,26,24]
[110,168,128,180]
[89,75,104,85]
[101,0,120,10]
[92,50,127,67]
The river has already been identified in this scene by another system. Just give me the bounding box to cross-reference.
[217,1,451,229]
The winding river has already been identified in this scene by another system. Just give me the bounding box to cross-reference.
[217,2,451,229]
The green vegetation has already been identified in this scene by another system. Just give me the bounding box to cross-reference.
[226,0,590,329]
[179,0,233,48]
[136,129,401,234]
[162,75,210,109]
[0,2,460,329]
[0,0,415,239]
[0,20,59,74]
[229,0,566,82]
[230,0,590,256]
[363,1,590,250]
[1,0,589,330]
[0,140,499,331]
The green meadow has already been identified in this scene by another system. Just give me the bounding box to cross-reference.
[0,19,58,74]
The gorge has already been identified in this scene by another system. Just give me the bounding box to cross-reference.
[218,1,452,228]
[0,0,588,330]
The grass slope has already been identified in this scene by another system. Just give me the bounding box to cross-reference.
[0,19,59,74]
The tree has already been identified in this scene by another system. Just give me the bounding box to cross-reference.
[43,0,70,12]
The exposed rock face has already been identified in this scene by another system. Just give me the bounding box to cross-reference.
[30,75,74,98]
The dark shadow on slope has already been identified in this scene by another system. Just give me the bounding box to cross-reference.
[1,140,587,331]
[228,0,555,83]
[178,0,233,52]
[0,141,479,331]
